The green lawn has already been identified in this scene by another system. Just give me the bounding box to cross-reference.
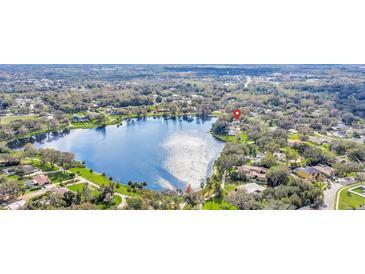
[29,159,59,172]
[353,186,365,194]
[48,172,73,183]
[338,183,365,210]
[202,197,237,210]
[67,183,87,192]
[69,167,141,197]
[67,182,122,209]
[214,132,249,143]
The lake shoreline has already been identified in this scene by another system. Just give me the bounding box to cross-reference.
[10,116,224,192]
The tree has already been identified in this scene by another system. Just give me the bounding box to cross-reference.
[266,166,290,187]
[126,197,144,210]
[348,147,365,162]
[0,176,25,203]
[226,190,262,210]
[97,184,114,205]
[63,191,81,207]
[59,152,75,170]
[24,143,37,157]
[259,153,277,168]
[211,120,229,135]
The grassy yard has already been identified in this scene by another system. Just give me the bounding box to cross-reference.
[202,197,237,210]
[69,167,141,197]
[66,182,122,209]
[214,132,249,143]
[27,158,59,172]
[48,172,73,183]
[67,183,87,192]
[337,183,365,210]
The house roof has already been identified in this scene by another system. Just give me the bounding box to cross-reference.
[239,165,267,174]
[19,165,37,174]
[313,165,334,177]
[238,183,266,194]
[294,167,320,176]
[32,174,49,185]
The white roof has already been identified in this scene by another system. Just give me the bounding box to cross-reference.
[239,183,266,194]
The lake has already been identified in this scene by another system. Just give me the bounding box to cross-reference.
[17,117,224,191]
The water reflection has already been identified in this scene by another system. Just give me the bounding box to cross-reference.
[8,116,223,191]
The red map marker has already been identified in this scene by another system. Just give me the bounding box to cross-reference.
[232,109,241,120]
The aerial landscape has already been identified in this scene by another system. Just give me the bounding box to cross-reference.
[1,64,365,210]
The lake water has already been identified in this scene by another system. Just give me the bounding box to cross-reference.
[25,117,224,190]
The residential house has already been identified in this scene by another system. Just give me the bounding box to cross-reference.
[313,165,335,177]
[238,165,267,182]
[17,165,38,175]
[237,183,266,194]
[294,165,335,181]
[72,115,89,123]
[32,174,49,186]
[293,166,324,181]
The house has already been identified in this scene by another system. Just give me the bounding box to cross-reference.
[51,187,68,197]
[238,165,267,182]
[17,165,38,175]
[237,183,266,194]
[312,165,335,177]
[32,174,49,186]
[72,115,89,123]
[293,166,324,181]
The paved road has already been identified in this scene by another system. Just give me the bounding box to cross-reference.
[322,182,342,210]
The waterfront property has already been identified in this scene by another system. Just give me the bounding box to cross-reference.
[29,117,224,191]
